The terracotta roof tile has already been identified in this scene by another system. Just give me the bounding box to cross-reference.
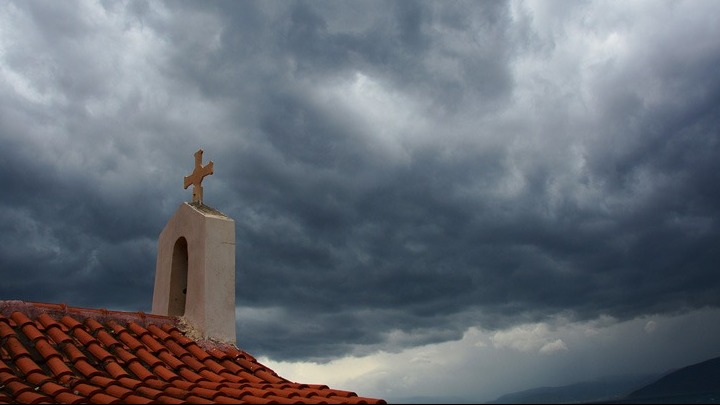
[103,361,130,379]
[59,316,83,332]
[239,394,275,404]
[89,392,121,404]
[195,380,225,390]
[191,386,222,399]
[38,381,71,397]
[185,394,216,404]
[117,376,143,390]
[140,333,168,354]
[153,364,180,382]
[104,383,133,399]
[71,382,101,398]
[83,318,104,333]
[128,360,157,381]
[155,395,186,404]
[45,356,74,379]
[233,356,262,372]
[185,344,212,362]
[163,339,191,358]
[164,328,193,347]
[0,371,19,386]
[163,386,190,399]
[180,367,208,383]
[201,358,227,374]
[54,392,86,404]
[296,396,336,405]
[67,327,96,347]
[158,350,185,370]
[144,377,171,391]
[9,313,34,328]
[86,342,113,362]
[147,324,171,341]
[75,359,104,378]
[25,373,51,387]
[239,370,266,384]
[214,395,249,404]
[0,300,386,404]
[44,326,73,345]
[35,314,60,331]
[123,394,154,404]
[15,391,51,404]
[217,386,245,398]
[180,353,208,372]
[32,339,59,360]
[207,348,230,361]
[265,387,301,398]
[198,369,228,383]
[136,348,164,368]
[89,375,117,388]
[256,368,287,384]
[111,325,145,351]
[61,341,88,363]
[19,323,45,343]
[127,322,150,338]
[135,385,164,400]
[13,355,42,376]
[4,380,32,396]
[217,358,243,374]
[4,337,31,360]
[217,370,245,383]
[95,330,121,348]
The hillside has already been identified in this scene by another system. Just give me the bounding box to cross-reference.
[487,354,720,404]
[621,355,720,403]
[487,374,660,404]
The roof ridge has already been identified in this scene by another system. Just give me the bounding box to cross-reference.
[0,300,176,330]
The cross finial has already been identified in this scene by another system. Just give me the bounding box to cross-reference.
[183,149,214,205]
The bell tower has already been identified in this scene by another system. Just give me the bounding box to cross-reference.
[152,149,236,343]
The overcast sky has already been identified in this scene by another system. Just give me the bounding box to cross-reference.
[2,0,720,402]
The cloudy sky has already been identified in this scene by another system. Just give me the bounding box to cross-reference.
[2,0,720,402]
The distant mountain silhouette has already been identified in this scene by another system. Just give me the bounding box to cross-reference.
[487,374,660,404]
[622,355,720,403]
[487,355,720,404]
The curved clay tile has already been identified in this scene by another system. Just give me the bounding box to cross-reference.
[0,300,387,405]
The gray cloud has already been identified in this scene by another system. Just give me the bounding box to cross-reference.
[2,0,720,372]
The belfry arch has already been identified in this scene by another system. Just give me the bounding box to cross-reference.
[168,237,188,316]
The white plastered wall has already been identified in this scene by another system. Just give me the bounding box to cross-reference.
[152,202,236,344]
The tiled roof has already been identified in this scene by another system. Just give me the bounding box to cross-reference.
[0,301,386,404]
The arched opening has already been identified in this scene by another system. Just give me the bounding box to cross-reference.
[168,237,188,316]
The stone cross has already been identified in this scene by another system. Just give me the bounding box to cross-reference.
[184,149,214,205]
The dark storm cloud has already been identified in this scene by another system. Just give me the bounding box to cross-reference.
[159,0,517,112]
[0,0,194,308]
[1,0,720,364]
